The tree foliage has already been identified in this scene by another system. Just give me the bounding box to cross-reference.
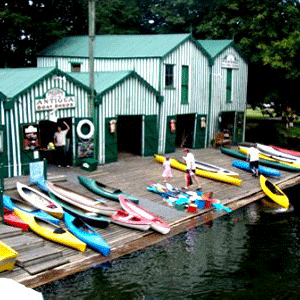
[1,0,300,110]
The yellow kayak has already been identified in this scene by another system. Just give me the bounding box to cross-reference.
[154,155,242,186]
[14,208,86,252]
[0,240,18,272]
[259,175,289,208]
[239,146,300,170]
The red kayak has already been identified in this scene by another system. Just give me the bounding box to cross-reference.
[119,195,170,235]
[111,209,150,231]
[4,208,29,231]
[272,146,300,158]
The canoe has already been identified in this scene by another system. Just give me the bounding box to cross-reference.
[154,154,242,186]
[111,209,151,231]
[47,181,119,217]
[3,194,60,226]
[231,160,281,177]
[239,146,300,170]
[259,175,289,209]
[78,176,139,204]
[17,182,63,219]
[221,147,300,172]
[177,159,239,177]
[119,195,170,235]
[272,145,300,158]
[14,208,86,252]
[48,192,110,229]
[0,240,18,273]
[256,143,300,163]
[64,212,110,256]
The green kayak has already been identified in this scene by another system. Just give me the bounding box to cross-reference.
[78,176,140,204]
[220,147,300,172]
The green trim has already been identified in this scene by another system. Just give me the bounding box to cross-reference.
[3,99,14,110]
[206,66,213,147]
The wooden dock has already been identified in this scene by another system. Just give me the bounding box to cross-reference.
[1,148,300,288]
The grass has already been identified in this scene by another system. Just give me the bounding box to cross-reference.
[246,108,274,119]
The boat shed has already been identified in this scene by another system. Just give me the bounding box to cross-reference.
[69,71,161,164]
[37,33,212,153]
[197,40,248,146]
[0,67,160,177]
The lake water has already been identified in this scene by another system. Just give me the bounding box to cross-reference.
[38,184,300,300]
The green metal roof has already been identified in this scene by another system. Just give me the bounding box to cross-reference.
[197,40,233,59]
[69,71,159,100]
[0,67,56,99]
[39,34,195,58]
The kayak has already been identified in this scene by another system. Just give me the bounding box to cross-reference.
[48,192,110,229]
[220,147,300,172]
[154,155,242,186]
[256,143,300,163]
[47,181,119,217]
[239,146,300,170]
[14,208,86,252]
[17,182,63,219]
[177,159,239,177]
[259,175,289,209]
[2,194,60,226]
[111,209,151,231]
[119,195,170,235]
[64,212,110,256]
[78,176,139,204]
[231,160,281,177]
[4,208,29,231]
[272,145,300,158]
[0,240,18,273]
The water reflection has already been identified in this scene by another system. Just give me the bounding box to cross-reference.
[38,185,300,300]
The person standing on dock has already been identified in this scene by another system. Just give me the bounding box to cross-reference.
[162,156,172,183]
[183,148,201,189]
[247,144,259,177]
[54,121,70,168]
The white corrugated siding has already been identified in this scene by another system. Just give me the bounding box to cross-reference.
[97,76,159,163]
[158,40,210,152]
[208,47,248,144]
[5,76,90,177]
[38,57,162,91]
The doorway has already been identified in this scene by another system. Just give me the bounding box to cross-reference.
[175,114,195,148]
[117,115,142,155]
[39,117,72,165]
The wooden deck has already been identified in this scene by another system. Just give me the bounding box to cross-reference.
[1,148,300,288]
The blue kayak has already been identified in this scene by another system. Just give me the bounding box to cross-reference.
[3,194,60,225]
[64,212,110,256]
[232,160,281,177]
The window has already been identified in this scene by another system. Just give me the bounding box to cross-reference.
[181,65,189,104]
[226,69,232,103]
[165,64,174,88]
[71,63,81,72]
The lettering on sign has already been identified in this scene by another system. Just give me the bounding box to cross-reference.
[35,88,75,111]
[221,54,239,69]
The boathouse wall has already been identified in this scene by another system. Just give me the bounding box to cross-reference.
[0,68,92,177]
[96,74,160,164]
[209,46,248,145]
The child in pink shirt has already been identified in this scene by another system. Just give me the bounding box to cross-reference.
[162,157,172,183]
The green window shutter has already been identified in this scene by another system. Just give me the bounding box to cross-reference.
[226,69,232,103]
[181,66,189,104]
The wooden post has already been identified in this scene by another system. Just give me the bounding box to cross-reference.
[88,0,95,115]
[43,158,47,180]
[0,163,4,224]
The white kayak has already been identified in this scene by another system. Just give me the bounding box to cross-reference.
[17,182,63,219]
[256,143,300,163]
